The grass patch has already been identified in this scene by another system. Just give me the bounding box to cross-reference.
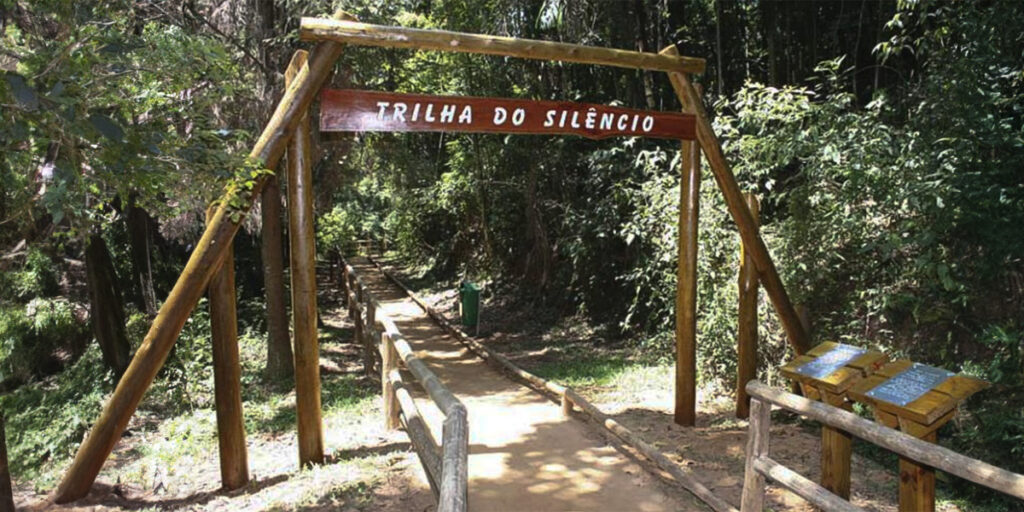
[531,355,632,388]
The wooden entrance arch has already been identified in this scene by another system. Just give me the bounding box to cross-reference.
[53,9,810,506]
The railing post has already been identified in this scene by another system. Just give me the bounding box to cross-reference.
[286,49,324,467]
[741,396,770,512]
[561,392,573,416]
[206,205,249,490]
[899,429,937,512]
[364,299,377,376]
[382,333,401,430]
[736,193,760,419]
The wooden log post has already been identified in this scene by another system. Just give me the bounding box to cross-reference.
[285,49,324,468]
[675,120,701,427]
[362,289,377,377]
[660,45,810,357]
[740,398,770,512]
[736,193,760,419]
[382,333,401,430]
[53,10,354,503]
[899,429,938,512]
[821,419,853,500]
[205,205,249,490]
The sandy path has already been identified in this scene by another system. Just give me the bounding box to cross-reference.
[349,259,703,511]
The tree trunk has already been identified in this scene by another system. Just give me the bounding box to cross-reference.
[127,197,158,316]
[0,415,11,512]
[715,0,725,95]
[633,0,657,109]
[261,175,293,380]
[85,233,130,377]
[523,165,551,291]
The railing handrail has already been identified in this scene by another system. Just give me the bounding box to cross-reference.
[342,258,468,512]
[743,380,1024,510]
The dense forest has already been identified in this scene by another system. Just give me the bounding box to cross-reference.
[1,0,1022,509]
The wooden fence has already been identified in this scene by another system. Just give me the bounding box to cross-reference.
[342,260,468,512]
[364,254,738,512]
[741,380,1024,511]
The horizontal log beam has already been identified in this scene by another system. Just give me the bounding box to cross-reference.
[752,457,860,512]
[747,381,1024,501]
[391,371,442,495]
[300,18,705,74]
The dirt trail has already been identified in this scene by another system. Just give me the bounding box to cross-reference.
[349,258,706,511]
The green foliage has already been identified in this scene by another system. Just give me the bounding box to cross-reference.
[2,249,60,301]
[0,298,88,383]
[1,345,113,488]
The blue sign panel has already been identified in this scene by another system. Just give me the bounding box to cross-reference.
[865,363,954,407]
[794,344,867,380]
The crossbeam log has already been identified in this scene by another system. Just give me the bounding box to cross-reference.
[300,18,704,74]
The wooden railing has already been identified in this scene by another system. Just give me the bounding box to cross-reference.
[366,256,738,512]
[341,259,468,512]
[741,380,1024,511]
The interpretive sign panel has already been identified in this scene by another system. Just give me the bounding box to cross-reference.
[794,344,867,380]
[865,363,954,407]
[320,89,696,140]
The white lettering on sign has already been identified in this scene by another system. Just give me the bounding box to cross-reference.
[511,108,526,126]
[458,105,472,124]
[369,100,666,135]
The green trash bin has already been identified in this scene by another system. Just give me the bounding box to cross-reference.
[459,281,481,331]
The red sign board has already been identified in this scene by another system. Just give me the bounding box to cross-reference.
[320,89,695,140]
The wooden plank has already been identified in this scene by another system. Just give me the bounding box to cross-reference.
[52,10,354,503]
[932,374,990,400]
[736,193,759,419]
[751,457,862,512]
[675,125,700,426]
[746,381,1024,501]
[821,424,852,500]
[321,89,696,140]
[740,398,770,512]
[300,18,705,74]
[286,50,324,467]
[899,430,937,512]
[660,45,810,355]
[205,206,249,490]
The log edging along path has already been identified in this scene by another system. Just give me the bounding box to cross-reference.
[364,256,738,512]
